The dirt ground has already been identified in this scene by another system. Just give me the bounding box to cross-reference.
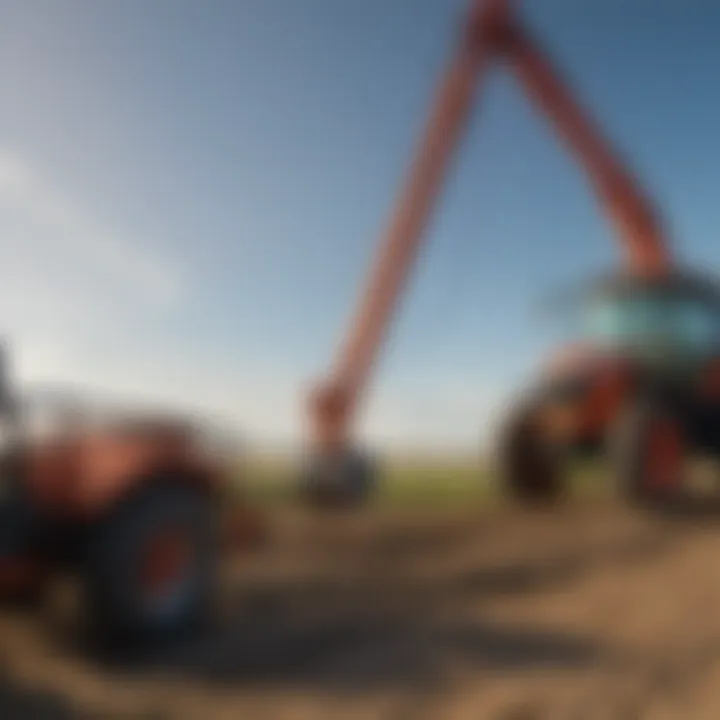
[4,498,720,718]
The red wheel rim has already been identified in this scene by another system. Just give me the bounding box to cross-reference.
[644,418,683,490]
[139,527,193,604]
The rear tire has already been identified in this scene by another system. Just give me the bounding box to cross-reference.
[83,480,218,650]
[0,453,46,607]
[496,403,564,504]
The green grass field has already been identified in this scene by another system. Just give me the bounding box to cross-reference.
[238,452,608,510]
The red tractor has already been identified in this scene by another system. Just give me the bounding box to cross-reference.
[497,269,720,504]
[301,0,720,506]
[0,345,261,647]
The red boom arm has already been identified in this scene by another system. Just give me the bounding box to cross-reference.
[308,0,671,452]
[489,16,670,277]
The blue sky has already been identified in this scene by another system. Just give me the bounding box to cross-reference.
[1,1,720,449]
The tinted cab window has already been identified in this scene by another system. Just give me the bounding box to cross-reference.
[583,291,720,364]
[671,298,720,357]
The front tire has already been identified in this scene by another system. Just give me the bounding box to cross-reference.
[496,403,564,504]
[83,480,218,649]
[610,397,686,507]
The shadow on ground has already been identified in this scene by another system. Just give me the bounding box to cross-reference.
[647,493,720,523]
[83,602,606,693]
[60,534,674,692]
[0,676,78,720]
[454,528,673,599]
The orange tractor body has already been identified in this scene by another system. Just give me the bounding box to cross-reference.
[20,419,217,521]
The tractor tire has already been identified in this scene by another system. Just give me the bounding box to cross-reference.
[83,479,218,649]
[0,456,46,606]
[496,403,563,505]
[610,397,686,507]
[299,450,377,508]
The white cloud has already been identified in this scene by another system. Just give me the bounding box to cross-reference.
[0,147,189,396]
[0,147,183,308]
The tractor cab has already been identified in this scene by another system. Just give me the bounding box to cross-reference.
[547,270,720,382]
[579,271,720,369]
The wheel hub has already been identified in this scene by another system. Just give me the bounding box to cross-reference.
[139,526,194,607]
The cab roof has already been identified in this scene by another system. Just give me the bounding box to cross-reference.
[554,267,720,311]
